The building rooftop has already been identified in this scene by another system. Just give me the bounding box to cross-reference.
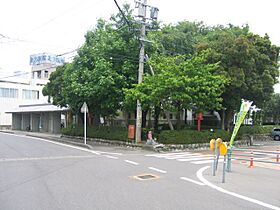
[6,103,69,113]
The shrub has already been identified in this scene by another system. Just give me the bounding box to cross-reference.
[158,129,231,144]
[238,125,274,136]
[62,126,128,141]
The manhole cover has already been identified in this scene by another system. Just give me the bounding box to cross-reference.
[133,174,159,180]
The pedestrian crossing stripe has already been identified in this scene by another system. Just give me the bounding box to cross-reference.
[145,152,216,165]
[177,155,213,162]
[165,153,204,159]
[191,159,225,164]
[145,152,192,157]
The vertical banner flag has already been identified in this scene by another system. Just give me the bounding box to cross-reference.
[229,99,253,147]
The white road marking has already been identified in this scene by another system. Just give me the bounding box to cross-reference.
[105,155,119,159]
[165,153,204,159]
[191,159,224,164]
[0,155,94,162]
[124,160,139,165]
[177,156,213,162]
[4,133,101,155]
[148,167,167,174]
[145,152,190,157]
[180,177,205,186]
[2,133,123,156]
[145,152,215,164]
[99,151,123,156]
[196,166,280,210]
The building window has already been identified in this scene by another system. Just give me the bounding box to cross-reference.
[44,71,49,78]
[0,88,18,98]
[22,89,39,100]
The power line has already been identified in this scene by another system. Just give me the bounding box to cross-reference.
[23,1,89,36]
[0,33,75,50]
[113,0,132,28]
[0,50,140,80]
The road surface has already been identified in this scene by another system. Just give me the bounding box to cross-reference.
[0,132,279,210]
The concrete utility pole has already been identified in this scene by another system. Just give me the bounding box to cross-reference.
[135,0,147,144]
[135,0,159,143]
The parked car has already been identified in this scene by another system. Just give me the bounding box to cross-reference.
[271,128,280,140]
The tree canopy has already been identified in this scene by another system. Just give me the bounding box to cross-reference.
[43,4,279,129]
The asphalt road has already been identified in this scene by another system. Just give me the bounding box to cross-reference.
[0,132,279,210]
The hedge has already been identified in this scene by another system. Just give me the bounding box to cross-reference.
[62,126,128,141]
[61,125,274,145]
[158,129,231,145]
[238,125,274,136]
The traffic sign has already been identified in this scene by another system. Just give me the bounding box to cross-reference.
[81,102,88,113]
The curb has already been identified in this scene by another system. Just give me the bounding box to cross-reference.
[26,134,93,150]
[61,135,252,152]
[0,130,15,134]
[0,130,258,152]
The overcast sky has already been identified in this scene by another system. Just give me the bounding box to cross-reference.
[0,0,279,91]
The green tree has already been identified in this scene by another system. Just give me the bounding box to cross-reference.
[43,5,140,125]
[42,64,69,108]
[197,25,280,129]
[148,21,209,56]
[263,93,280,124]
[124,51,227,130]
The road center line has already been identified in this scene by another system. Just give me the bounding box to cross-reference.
[180,177,205,186]
[148,167,167,174]
[196,166,280,210]
[124,160,139,165]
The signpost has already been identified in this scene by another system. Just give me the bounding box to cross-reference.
[81,102,88,145]
[220,142,228,183]
[210,138,228,183]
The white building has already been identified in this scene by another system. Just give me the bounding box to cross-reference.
[30,53,64,80]
[0,53,65,129]
[0,77,48,129]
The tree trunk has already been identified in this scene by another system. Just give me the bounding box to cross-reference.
[88,112,93,126]
[176,106,182,130]
[222,109,225,130]
[153,105,160,132]
[66,111,73,128]
[225,109,234,132]
[163,109,174,130]
[142,109,148,128]
[147,110,152,128]
[218,109,226,130]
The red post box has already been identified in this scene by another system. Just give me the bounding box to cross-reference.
[128,125,135,140]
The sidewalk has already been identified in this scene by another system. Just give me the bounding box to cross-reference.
[0,130,212,152]
[201,161,280,208]
[0,130,155,152]
[2,129,279,154]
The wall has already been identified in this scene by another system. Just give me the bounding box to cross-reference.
[0,79,48,127]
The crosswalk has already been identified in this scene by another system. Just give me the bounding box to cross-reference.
[145,152,225,165]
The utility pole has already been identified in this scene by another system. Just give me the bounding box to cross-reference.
[135,0,146,144]
[135,0,159,143]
